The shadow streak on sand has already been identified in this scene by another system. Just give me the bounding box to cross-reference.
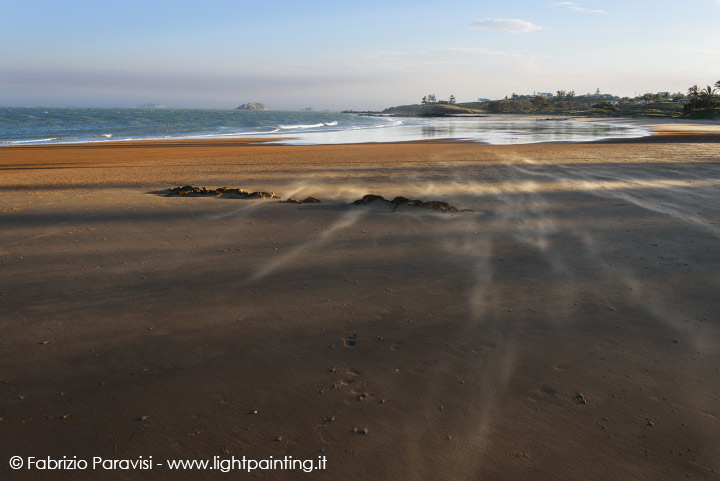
[3,160,720,192]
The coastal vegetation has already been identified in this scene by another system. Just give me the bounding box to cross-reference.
[479,81,719,119]
[421,94,456,105]
[377,80,719,119]
[381,102,483,116]
[683,82,719,118]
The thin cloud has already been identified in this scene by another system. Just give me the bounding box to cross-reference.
[436,47,533,60]
[550,2,606,13]
[471,18,547,33]
[676,47,720,56]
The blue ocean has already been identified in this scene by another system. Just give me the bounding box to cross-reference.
[0,107,650,146]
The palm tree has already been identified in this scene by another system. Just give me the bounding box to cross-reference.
[567,91,575,110]
[699,85,718,110]
[715,80,720,90]
[687,85,699,110]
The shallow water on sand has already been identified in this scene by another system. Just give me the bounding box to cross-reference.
[277,117,650,145]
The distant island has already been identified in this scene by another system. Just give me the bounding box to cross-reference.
[136,103,168,109]
[235,103,267,110]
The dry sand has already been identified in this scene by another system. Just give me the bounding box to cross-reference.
[1,125,720,480]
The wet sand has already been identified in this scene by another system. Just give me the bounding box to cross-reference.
[1,126,720,480]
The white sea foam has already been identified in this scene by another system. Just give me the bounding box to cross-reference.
[197,130,283,138]
[277,123,326,130]
[3,137,59,144]
[349,120,404,130]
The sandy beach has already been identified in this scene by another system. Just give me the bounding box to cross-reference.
[1,121,720,480]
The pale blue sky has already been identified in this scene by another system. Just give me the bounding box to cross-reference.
[2,0,719,109]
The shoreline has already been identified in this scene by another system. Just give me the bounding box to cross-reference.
[2,114,718,149]
[2,123,720,192]
[2,128,720,156]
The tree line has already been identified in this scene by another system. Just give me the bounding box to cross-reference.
[421,94,456,105]
[478,81,719,116]
[485,90,602,113]
[685,80,720,112]
[416,81,719,117]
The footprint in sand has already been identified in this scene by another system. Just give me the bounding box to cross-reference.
[350,386,375,403]
[528,385,557,402]
[332,376,356,391]
[342,334,357,347]
[323,367,361,393]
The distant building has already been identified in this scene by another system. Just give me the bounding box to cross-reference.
[511,92,553,100]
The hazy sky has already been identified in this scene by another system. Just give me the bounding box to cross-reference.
[2,0,719,109]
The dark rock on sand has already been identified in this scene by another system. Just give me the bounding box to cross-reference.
[168,186,279,199]
[282,196,322,204]
[168,185,219,196]
[354,194,386,205]
[351,194,469,212]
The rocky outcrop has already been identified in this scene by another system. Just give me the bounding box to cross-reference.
[351,194,470,212]
[164,187,468,212]
[235,103,267,110]
[380,103,484,117]
[167,185,278,199]
[282,197,322,204]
